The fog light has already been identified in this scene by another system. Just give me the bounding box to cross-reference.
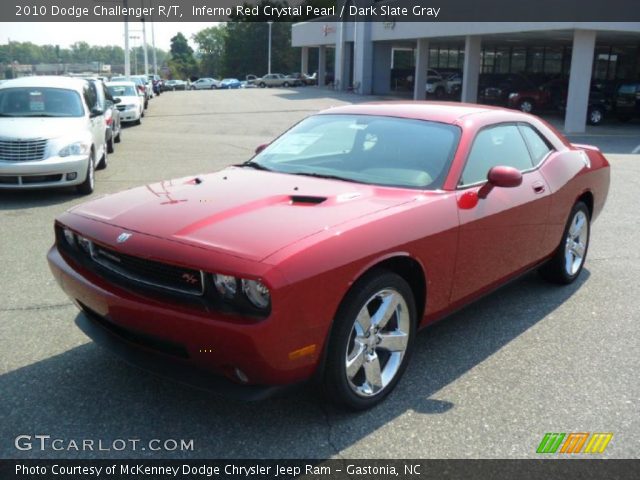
[63,228,75,246]
[234,367,249,383]
[66,172,77,181]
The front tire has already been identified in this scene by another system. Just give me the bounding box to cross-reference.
[97,143,108,170]
[323,271,416,410]
[539,201,590,284]
[588,107,604,126]
[76,150,96,195]
[518,99,535,113]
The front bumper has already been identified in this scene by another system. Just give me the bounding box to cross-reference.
[118,108,141,122]
[47,242,323,390]
[74,306,296,400]
[0,154,89,189]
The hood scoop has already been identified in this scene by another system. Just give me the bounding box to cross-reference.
[289,195,327,205]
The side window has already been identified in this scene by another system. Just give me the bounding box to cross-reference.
[519,124,552,165]
[460,124,534,186]
[83,83,98,110]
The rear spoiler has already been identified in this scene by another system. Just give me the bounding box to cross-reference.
[571,143,601,152]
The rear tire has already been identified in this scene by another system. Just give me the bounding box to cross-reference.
[323,270,416,410]
[106,136,114,154]
[539,201,590,284]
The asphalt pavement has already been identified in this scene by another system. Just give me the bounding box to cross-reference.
[1,87,638,459]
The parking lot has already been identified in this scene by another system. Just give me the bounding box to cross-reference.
[1,87,639,459]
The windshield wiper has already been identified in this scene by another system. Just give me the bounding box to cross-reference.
[290,172,358,183]
[238,161,272,171]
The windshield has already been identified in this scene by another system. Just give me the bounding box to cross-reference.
[107,85,137,97]
[0,87,84,117]
[251,114,460,189]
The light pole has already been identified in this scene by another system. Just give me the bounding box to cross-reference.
[267,21,273,74]
[130,35,140,74]
[123,0,130,78]
[141,18,149,77]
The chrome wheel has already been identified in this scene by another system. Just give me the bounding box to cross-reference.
[520,100,533,113]
[589,109,603,125]
[564,210,588,276]
[345,289,410,398]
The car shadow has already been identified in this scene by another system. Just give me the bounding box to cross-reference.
[0,189,81,211]
[0,269,589,459]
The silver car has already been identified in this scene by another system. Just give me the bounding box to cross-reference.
[0,76,108,194]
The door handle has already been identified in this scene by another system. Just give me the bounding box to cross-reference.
[532,182,545,194]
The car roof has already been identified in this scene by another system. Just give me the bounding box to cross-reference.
[319,101,529,125]
[106,81,137,87]
[0,75,88,92]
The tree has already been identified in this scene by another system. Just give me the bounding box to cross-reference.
[168,32,198,79]
[192,24,228,77]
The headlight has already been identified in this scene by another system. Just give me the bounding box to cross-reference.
[59,141,91,157]
[124,104,136,110]
[77,235,92,254]
[63,228,75,246]
[213,274,238,299]
[242,279,270,309]
[509,93,519,99]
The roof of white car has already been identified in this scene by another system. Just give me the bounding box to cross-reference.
[0,75,88,92]
[106,81,137,87]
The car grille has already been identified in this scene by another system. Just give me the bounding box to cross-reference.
[56,226,204,296]
[0,138,48,162]
[91,243,205,296]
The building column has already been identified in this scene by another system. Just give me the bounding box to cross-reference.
[318,46,327,87]
[301,47,309,75]
[461,35,482,103]
[353,22,373,94]
[413,38,429,100]
[564,30,597,133]
[372,42,392,95]
[334,21,347,90]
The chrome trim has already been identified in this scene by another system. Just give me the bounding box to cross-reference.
[87,241,205,296]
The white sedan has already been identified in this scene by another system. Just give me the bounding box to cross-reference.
[106,81,144,125]
[190,78,221,90]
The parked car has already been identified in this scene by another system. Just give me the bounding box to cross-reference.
[256,74,293,88]
[0,76,108,194]
[148,74,163,95]
[245,74,259,86]
[79,77,121,155]
[479,73,536,106]
[445,72,462,96]
[106,81,144,125]
[507,78,568,113]
[111,76,149,109]
[288,72,316,86]
[48,103,609,409]
[132,75,154,100]
[219,78,242,89]
[284,74,304,86]
[615,82,640,121]
[556,88,611,126]
[190,78,222,90]
[164,80,187,91]
[424,69,447,98]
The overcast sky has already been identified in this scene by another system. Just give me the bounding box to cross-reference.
[0,22,218,51]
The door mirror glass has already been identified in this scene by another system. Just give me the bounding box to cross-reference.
[255,143,269,154]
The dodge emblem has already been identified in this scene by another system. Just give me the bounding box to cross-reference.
[117,232,132,243]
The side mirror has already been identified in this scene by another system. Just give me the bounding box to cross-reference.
[113,98,121,104]
[90,107,104,118]
[478,166,522,198]
[255,143,269,154]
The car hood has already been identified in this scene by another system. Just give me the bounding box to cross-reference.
[0,117,86,140]
[114,95,140,104]
[69,168,416,262]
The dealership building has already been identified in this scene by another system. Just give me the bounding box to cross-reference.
[292,20,640,132]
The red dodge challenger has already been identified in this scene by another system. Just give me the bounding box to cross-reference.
[48,102,610,409]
